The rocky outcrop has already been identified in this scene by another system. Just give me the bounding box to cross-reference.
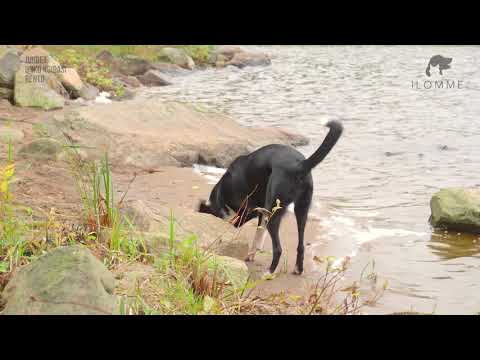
[46,99,309,169]
[157,47,195,70]
[137,70,172,87]
[430,188,480,233]
[0,246,117,315]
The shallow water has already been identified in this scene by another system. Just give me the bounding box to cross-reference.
[142,46,480,314]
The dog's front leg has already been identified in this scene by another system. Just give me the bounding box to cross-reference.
[245,216,267,262]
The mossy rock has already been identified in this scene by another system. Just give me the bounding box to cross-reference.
[1,245,117,315]
[430,188,480,233]
[19,138,63,161]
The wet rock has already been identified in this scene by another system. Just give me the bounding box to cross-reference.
[157,48,195,70]
[227,51,271,68]
[111,87,136,101]
[137,70,172,87]
[0,245,117,315]
[19,138,63,161]
[0,126,24,142]
[430,188,480,233]
[115,74,142,88]
[152,62,189,76]
[0,47,21,88]
[78,83,99,101]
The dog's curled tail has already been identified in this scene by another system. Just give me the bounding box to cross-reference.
[301,120,343,172]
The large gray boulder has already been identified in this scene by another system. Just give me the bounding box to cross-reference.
[157,48,195,70]
[430,188,480,233]
[0,47,21,88]
[0,246,117,315]
[13,47,67,109]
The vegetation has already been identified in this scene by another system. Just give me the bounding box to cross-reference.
[54,49,125,97]
[0,130,384,315]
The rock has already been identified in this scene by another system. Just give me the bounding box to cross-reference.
[53,99,308,169]
[118,55,153,76]
[59,68,84,96]
[0,245,117,315]
[0,87,13,101]
[0,48,21,88]
[214,255,249,290]
[122,200,251,260]
[19,138,63,161]
[137,70,172,87]
[227,51,271,68]
[430,188,480,233]
[111,87,136,101]
[78,83,99,101]
[96,50,122,73]
[114,74,142,88]
[152,62,189,76]
[213,45,244,62]
[13,48,67,109]
[157,48,195,70]
[0,126,24,142]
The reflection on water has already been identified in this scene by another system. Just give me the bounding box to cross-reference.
[428,231,480,260]
[141,45,480,314]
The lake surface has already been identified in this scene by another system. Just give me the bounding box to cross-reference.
[142,45,480,314]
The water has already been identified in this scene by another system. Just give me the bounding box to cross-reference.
[142,46,480,314]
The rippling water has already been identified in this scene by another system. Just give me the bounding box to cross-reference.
[142,46,480,314]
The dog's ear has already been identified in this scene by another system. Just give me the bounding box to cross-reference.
[198,200,212,214]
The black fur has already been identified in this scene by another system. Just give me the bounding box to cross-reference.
[198,120,343,275]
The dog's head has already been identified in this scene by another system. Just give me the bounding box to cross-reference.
[198,199,229,219]
[198,200,214,215]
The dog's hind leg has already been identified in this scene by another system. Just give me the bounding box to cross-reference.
[245,215,267,262]
[266,206,287,275]
[293,187,312,275]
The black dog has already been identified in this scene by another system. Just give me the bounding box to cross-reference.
[198,120,343,276]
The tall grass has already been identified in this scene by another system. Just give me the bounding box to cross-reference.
[0,139,28,273]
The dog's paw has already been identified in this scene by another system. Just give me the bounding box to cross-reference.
[261,272,276,281]
[292,265,303,276]
[244,254,255,262]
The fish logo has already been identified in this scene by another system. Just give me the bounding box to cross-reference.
[426,55,453,77]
